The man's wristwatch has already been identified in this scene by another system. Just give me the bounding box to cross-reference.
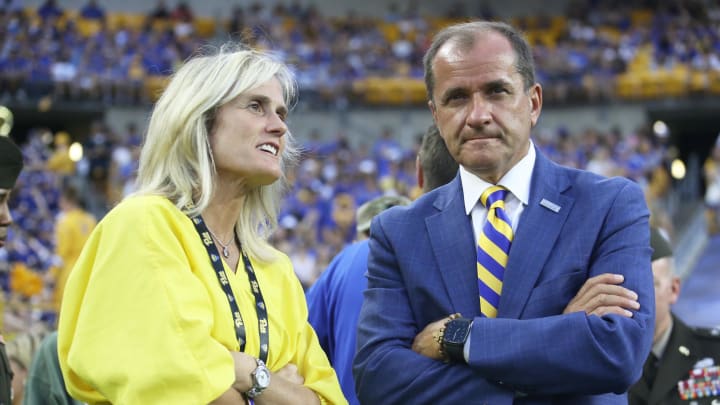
[245,358,271,398]
[441,317,473,363]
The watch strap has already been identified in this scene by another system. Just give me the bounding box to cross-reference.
[245,358,269,398]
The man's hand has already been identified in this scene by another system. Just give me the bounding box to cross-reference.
[411,313,459,360]
[563,273,640,317]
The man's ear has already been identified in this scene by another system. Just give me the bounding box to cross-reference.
[670,276,681,305]
[529,83,542,127]
[415,155,424,190]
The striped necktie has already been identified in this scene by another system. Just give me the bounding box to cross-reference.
[477,185,514,318]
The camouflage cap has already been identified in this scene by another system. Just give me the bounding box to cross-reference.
[0,135,22,189]
[356,195,411,234]
[650,226,673,261]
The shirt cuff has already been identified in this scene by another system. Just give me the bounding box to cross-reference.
[463,321,473,362]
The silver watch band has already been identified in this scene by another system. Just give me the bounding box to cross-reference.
[245,358,270,399]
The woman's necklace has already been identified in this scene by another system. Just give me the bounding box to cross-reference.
[207,228,233,258]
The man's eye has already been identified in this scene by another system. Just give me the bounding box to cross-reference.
[445,93,467,104]
[248,102,262,112]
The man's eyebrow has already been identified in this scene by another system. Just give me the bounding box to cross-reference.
[484,79,513,89]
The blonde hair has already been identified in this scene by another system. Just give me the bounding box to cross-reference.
[134,43,299,262]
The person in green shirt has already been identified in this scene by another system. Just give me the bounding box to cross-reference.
[22,332,80,405]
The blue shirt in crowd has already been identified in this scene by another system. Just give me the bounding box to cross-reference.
[306,240,369,405]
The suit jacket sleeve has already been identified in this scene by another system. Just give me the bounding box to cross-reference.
[353,216,510,404]
[465,180,654,395]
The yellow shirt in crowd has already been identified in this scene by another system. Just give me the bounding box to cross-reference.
[53,208,96,312]
[57,195,346,405]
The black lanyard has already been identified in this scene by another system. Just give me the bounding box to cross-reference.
[190,215,269,363]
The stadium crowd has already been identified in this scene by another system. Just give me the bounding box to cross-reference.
[0,0,719,106]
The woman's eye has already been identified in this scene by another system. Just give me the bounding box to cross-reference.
[248,102,262,112]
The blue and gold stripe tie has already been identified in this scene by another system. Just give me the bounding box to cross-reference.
[477,186,513,318]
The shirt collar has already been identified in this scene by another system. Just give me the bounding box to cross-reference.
[652,316,674,359]
[461,141,535,215]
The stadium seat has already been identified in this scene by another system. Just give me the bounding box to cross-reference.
[144,75,170,102]
[689,70,708,93]
[194,17,216,38]
[76,17,103,38]
[107,13,147,32]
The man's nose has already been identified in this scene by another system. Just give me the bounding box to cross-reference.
[466,93,492,127]
[0,202,12,226]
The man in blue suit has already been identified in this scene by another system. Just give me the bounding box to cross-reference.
[353,21,655,404]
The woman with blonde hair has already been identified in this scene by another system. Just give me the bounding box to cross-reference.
[57,43,346,404]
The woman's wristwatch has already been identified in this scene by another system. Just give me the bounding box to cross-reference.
[245,358,271,398]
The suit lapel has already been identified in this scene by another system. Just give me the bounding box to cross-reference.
[427,177,480,317]
[649,318,698,404]
[498,151,574,318]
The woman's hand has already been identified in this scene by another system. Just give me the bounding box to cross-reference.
[229,351,261,393]
[213,353,319,405]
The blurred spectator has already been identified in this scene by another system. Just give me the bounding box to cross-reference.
[5,329,47,405]
[171,1,194,38]
[0,48,30,101]
[107,123,141,204]
[704,137,720,235]
[45,132,74,178]
[0,0,23,14]
[23,331,81,405]
[79,0,105,20]
[49,185,96,314]
[36,0,62,21]
[82,121,113,217]
[49,51,77,102]
[147,0,170,20]
[628,227,720,404]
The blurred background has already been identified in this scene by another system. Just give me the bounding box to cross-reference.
[1,0,719,337]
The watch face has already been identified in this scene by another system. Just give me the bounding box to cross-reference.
[255,367,271,387]
[445,320,471,344]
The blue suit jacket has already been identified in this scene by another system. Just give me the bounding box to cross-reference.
[353,149,655,404]
[307,240,369,405]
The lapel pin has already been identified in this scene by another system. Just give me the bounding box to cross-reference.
[540,198,561,213]
[679,346,690,356]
